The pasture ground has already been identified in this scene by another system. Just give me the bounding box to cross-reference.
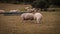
[0,3,60,34]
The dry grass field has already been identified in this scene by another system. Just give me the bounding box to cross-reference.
[0,3,60,34]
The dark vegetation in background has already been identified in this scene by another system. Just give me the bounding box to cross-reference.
[31,0,50,11]
[0,0,35,4]
[0,0,60,11]
[0,0,60,6]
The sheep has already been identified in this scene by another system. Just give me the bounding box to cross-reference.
[0,10,5,13]
[27,8,36,12]
[25,7,36,12]
[9,9,20,12]
[20,12,42,24]
[34,12,42,24]
[25,7,30,10]
[20,13,34,23]
[21,13,34,20]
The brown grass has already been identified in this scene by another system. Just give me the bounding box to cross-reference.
[0,3,60,34]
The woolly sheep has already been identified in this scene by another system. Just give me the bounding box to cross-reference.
[9,9,20,12]
[0,10,5,13]
[25,7,36,12]
[20,12,42,24]
[21,13,34,20]
[34,12,42,23]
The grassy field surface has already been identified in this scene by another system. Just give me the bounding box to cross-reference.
[0,3,60,34]
[0,12,60,34]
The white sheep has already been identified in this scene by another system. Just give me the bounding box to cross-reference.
[27,8,36,12]
[25,7,30,10]
[0,10,5,13]
[20,12,42,24]
[34,12,42,23]
[25,7,36,12]
[9,9,20,12]
[21,13,34,20]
